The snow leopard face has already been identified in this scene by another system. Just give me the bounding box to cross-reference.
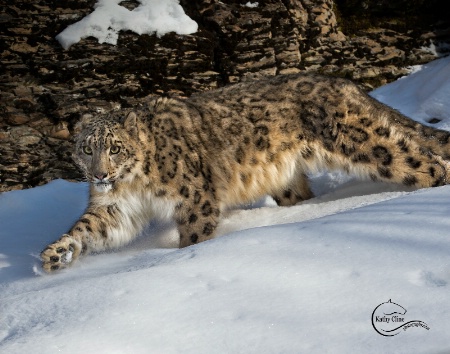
[73,112,141,192]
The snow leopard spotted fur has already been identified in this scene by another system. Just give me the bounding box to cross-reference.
[41,73,450,272]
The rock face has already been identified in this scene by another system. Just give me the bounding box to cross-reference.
[1,0,449,191]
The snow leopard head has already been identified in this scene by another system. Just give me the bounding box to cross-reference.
[73,111,141,192]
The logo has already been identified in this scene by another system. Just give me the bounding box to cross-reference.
[371,299,430,336]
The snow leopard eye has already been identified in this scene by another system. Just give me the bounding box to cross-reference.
[110,145,121,154]
[82,146,92,155]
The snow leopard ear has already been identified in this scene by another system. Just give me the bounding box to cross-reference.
[123,111,138,137]
[74,114,93,135]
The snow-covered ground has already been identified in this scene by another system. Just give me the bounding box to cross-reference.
[1,56,450,353]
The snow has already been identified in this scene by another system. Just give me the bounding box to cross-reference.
[1,56,450,353]
[242,2,259,8]
[56,0,198,49]
[420,42,450,58]
[370,56,450,129]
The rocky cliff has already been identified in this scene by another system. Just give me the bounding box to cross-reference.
[1,0,449,191]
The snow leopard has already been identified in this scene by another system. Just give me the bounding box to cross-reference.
[41,73,450,272]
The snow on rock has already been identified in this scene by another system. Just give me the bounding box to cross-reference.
[56,0,198,49]
[371,56,450,130]
[242,2,260,8]
[1,56,450,353]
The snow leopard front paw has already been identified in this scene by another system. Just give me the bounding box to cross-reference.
[41,235,83,273]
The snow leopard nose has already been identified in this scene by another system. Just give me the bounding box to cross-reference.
[94,173,108,180]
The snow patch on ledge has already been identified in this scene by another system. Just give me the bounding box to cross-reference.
[242,2,259,8]
[56,0,198,49]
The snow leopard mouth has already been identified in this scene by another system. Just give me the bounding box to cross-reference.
[93,181,113,192]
